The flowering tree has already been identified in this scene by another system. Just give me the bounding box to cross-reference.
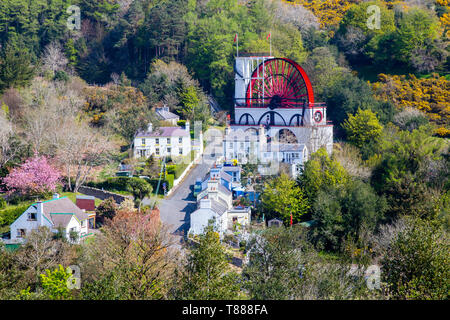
[2,155,61,197]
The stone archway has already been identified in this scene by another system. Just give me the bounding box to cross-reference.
[275,128,298,144]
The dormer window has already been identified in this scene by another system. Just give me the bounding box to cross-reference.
[28,212,37,221]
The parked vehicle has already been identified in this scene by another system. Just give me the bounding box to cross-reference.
[193,178,202,196]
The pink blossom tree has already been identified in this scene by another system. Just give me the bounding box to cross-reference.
[2,155,61,197]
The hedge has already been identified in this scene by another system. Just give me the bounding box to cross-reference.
[0,205,29,227]
[144,175,173,195]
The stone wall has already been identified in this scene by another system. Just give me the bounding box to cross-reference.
[78,186,132,204]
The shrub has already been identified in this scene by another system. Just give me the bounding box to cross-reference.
[0,205,29,227]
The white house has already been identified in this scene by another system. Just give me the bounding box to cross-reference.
[7,194,89,244]
[133,122,191,159]
[189,178,251,237]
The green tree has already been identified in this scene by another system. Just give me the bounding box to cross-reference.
[391,8,440,65]
[381,217,449,299]
[177,85,200,119]
[0,42,35,91]
[39,265,73,300]
[311,180,386,251]
[243,225,309,299]
[261,173,310,225]
[342,108,383,149]
[371,126,448,221]
[95,197,118,226]
[127,178,153,212]
[298,148,349,207]
[177,222,241,299]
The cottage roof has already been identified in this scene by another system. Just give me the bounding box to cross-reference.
[32,197,89,226]
[50,214,75,228]
[155,107,179,120]
[218,183,232,196]
[219,171,233,183]
[136,126,189,138]
[211,199,227,216]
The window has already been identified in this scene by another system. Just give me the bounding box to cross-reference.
[179,137,183,144]
[167,138,171,144]
[142,138,146,145]
[240,142,244,148]
[155,138,159,144]
[156,148,160,155]
[167,147,171,153]
[81,220,86,227]
[179,148,183,155]
[229,142,233,148]
[17,229,26,238]
[28,212,37,221]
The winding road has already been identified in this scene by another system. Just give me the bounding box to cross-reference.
[144,161,210,244]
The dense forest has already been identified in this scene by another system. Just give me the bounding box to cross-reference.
[0,0,449,300]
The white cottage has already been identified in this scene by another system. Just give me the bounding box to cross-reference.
[133,122,191,159]
[189,178,251,237]
[8,194,89,244]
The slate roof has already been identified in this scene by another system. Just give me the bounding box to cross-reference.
[32,197,89,227]
[76,195,95,201]
[278,143,306,152]
[220,171,233,183]
[50,214,74,228]
[222,166,241,172]
[136,126,189,138]
[211,199,227,216]
[155,107,179,120]
[218,183,232,196]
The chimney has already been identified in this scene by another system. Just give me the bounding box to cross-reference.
[36,201,44,226]
[53,193,60,199]
[200,199,211,209]
[185,121,190,133]
[148,123,153,132]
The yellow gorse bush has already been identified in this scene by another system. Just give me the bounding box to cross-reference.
[372,73,450,129]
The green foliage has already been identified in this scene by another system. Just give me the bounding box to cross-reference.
[342,108,383,149]
[381,217,449,299]
[39,265,72,300]
[322,72,395,133]
[95,197,118,226]
[298,148,349,206]
[390,8,440,64]
[177,222,241,299]
[311,179,386,251]
[0,205,29,229]
[243,225,309,299]
[126,177,153,204]
[0,42,35,91]
[261,173,310,225]
[80,272,124,300]
[371,126,448,221]
[339,1,395,36]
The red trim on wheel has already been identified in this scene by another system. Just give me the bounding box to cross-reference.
[245,58,314,108]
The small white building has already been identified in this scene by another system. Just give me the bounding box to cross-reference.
[134,122,191,159]
[7,194,89,244]
[155,105,180,125]
[189,178,251,237]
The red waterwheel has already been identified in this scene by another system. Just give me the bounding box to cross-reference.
[245,58,314,108]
